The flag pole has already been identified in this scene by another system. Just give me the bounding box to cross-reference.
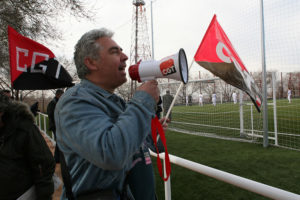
[151,0,155,60]
[163,59,195,125]
[260,0,269,148]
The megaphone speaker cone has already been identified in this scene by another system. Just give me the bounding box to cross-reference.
[128,49,189,84]
[178,48,189,84]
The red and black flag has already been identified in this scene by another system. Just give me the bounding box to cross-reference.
[194,15,262,112]
[8,26,74,90]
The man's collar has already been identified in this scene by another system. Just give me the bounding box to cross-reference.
[81,79,115,99]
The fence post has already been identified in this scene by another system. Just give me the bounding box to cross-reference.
[43,115,47,133]
[272,72,278,145]
[250,104,254,138]
[260,0,269,148]
[220,93,223,104]
[38,113,41,129]
[164,156,171,200]
[239,91,244,137]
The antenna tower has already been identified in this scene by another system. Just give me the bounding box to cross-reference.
[130,0,152,95]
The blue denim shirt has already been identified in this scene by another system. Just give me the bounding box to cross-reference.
[54,79,156,199]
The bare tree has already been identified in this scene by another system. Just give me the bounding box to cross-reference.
[0,0,94,99]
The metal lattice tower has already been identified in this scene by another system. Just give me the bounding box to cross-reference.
[130,0,152,94]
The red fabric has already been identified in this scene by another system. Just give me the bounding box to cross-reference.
[193,15,262,112]
[7,25,73,90]
[194,15,247,72]
[8,26,55,84]
[151,116,171,181]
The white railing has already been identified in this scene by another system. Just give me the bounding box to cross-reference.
[36,112,54,139]
[150,151,300,200]
[35,112,300,200]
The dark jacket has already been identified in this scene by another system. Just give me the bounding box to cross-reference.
[128,135,165,200]
[30,101,39,116]
[0,100,55,200]
[47,97,58,131]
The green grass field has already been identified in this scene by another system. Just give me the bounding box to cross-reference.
[153,130,300,200]
[170,98,300,150]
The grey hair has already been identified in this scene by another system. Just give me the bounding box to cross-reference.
[74,28,114,79]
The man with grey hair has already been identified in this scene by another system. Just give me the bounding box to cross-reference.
[55,28,161,199]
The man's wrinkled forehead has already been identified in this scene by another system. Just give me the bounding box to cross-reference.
[98,37,122,52]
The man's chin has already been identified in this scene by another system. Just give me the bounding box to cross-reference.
[118,78,127,86]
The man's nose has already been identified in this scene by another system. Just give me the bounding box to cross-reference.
[121,52,128,61]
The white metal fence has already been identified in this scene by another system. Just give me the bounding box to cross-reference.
[150,151,300,200]
[35,112,54,139]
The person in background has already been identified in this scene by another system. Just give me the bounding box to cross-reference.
[185,95,188,106]
[232,91,237,104]
[163,90,174,121]
[30,101,40,116]
[212,93,217,106]
[188,94,192,106]
[156,96,162,119]
[47,89,64,163]
[0,92,55,200]
[55,28,165,199]
[287,89,292,103]
[199,93,203,106]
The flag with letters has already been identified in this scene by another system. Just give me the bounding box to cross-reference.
[8,25,74,90]
[194,15,262,112]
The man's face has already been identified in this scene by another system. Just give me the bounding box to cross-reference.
[92,37,128,91]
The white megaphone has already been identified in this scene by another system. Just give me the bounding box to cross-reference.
[129,48,188,84]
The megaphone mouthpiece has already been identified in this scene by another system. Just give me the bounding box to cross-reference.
[128,60,142,82]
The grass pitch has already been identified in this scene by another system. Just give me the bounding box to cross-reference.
[154,130,300,200]
[170,98,300,149]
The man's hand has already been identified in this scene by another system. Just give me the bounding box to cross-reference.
[159,117,170,131]
[137,80,160,103]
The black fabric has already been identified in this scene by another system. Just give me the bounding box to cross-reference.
[128,147,157,200]
[30,102,39,116]
[13,58,74,90]
[156,96,162,119]
[47,97,60,163]
[54,138,60,163]
[59,151,75,200]
[77,190,118,200]
[47,97,57,131]
[0,99,55,200]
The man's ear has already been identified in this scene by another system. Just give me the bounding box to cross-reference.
[84,57,98,71]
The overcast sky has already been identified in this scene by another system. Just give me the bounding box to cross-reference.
[48,0,300,77]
